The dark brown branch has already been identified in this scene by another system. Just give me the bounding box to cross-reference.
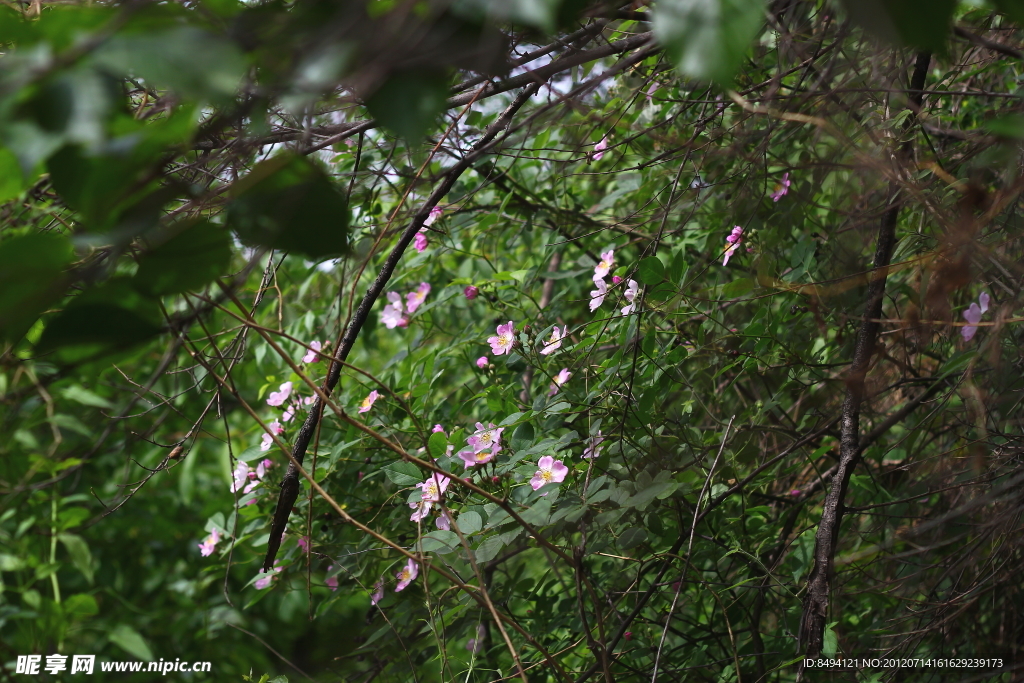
[797,50,932,663]
[954,25,1023,60]
[262,81,544,572]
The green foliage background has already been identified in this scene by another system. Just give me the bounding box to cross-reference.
[1,0,1024,681]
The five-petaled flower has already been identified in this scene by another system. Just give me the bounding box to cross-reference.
[540,326,567,355]
[198,528,220,557]
[589,279,608,312]
[424,205,443,227]
[382,291,408,329]
[593,137,609,161]
[358,390,380,414]
[267,382,293,407]
[302,341,323,364]
[413,230,428,253]
[770,172,791,202]
[621,279,639,315]
[476,356,489,369]
[395,559,419,592]
[594,249,615,280]
[254,561,282,590]
[530,455,569,491]
[722,226,743,266]
[583,431,604,459]
[436,510,452,531]
[488,321,515,355]
[409,499,432,522]
[406,282,431,314]
[417,473,451,502]
[458,448,497,468]
[469,422,504,452]
[549,368,572,396]
[962,292,991,342]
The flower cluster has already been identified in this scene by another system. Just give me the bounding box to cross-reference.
[409,472,452,525]
[413,206,444,253]
[230,458,274,497]
[457,422,504,469]
[383,282,431,328]
[962,292,991,342]
[588,247,638,315]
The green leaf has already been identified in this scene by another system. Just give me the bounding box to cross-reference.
[37,303,161,353]
[617,527,648,551]
[473,535,505,563]
[0,232,73,343]
[227,153,350,260]
[427,431,449,460]
[58,533,94,584]
[94,26,247,105]
[63,593,99,619]
[840,0,956,52]
[135,220,232,295]
[822,621,839,656]
[60,384,114,409]
[654,0,765,83]
[383,461,422,486]
[365,71,449,141]
[456,511,482,535]
[984,115,1024,139]
[510,422,535,452]
[637,256,665,285]
[992,0,1024,25]
[419,530,459,554]
[520,497,551,526]
[108,623,154,661]
[722,277,754,299]
[0,147,25,203]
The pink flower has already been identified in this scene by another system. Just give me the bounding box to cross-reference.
[464,285,479,299]
[432,424,446,433]
[395,558,418,592]
[436,510,452,531]
[268,420,284,436]
[476,356,489,369]
[488,321,515,355]
[230,461,252,493]
[540,326,567,355]
[722,226,743,267]
[458,448,497,468]
[612,275,622,284]
[417,473,451,502]
[962,292,990,342]
[593,136,609,161]
[325,565,338,591]
[282,404,295,422]
[548,368,571,396]
[358,390,380,414]
[620,279,639,315]
[624,631,633,641]
[297,536,310,553]
[406,282,431,313]
[589,279,608,312]
[594,249,615,280]
[789,489,802,497]
[770,172,791,202]
[470,423,503,452]
[302,341,323,364]
[370,579,384,605]
[266,382,293,407]
[198,528,220,557]
[424,205,443,227]
[583,431,604,459]
[530,455,569,491]
[382,291,407,329]
[254,561,282,590]
[413,230,428,252]
[409,499,432,522]
[467,624,486,653]
[256,458,271,479]
[303,395,316,406]
[260,433,274,452]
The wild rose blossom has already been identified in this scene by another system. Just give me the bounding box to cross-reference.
[469,423,503,452]
[540,326,567,355]
[325,565,338,591]
[282,404,295,422]
[436,510,452,531]
[413,230,428,252]
[266,382,293,407]
[589,279,608,312]
[621,279,639,315]
[722,226,743,266]
[593,137,609,161]
[358,390,380,414]
[198,528,220,557]
[255,561,282,590]
[260,433,274,451]
[409,499,432,522]
[417,473,451,502]
[464,285,479,299]
[962,292,991,342]
[382,292,407,329]
[302,341,322,364]
[530,455,569,491]
[583,431,604,459]
[370,579,384,605]
[488,321,515,355]
[476,356,489,369]
[594,249,615,280]
[549,368,572,396]
[424,205,443,227]
[406,282,431,313]
[395,559,418,592]
[770,172,791,202]
[432,424,446,433]
[458,447,497,468]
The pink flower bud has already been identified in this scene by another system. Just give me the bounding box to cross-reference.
[491,476,500,483]
[476,356,489,369]
[464,285,479,299]
[612,276,622,284]
[624,632,633,641]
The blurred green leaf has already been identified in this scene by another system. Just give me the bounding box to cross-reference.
[637,256,665,285]
[58,533,94,584]
[366,71,449,141]
[135,220,232,295]
[0,232,73,343]
[654,0,765,82]
[108,623,154,661]
[840,0,956,51]
[63,593,100,619]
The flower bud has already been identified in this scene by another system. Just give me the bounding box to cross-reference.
[464,285,479,299]
[612,275,623,284]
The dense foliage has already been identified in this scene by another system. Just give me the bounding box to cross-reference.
[3,0,1024,681]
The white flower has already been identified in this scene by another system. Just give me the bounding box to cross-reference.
[620,279,639,315]
[589,279,608,312]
